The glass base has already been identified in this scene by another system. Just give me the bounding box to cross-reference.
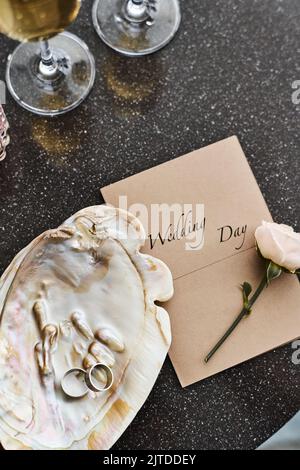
[6,32,95,116]
[92,0,181,57]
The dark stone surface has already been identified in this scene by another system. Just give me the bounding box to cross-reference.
[0,0,299,450]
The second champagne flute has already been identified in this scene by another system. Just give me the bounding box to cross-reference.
[93,0,181,57]
[0,0,95,116]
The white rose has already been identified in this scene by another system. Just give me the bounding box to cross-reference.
[255,221,300,273]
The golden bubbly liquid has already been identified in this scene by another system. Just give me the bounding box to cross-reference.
[0,0,81,42]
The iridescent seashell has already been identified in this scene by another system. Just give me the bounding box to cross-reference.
[0,206,173,450]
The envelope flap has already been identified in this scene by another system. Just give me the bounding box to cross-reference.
[101,136,272,280]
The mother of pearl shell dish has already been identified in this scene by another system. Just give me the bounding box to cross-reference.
[0,205,173,450]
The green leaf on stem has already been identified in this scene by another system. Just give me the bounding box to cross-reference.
[241,282,253,314]
[205,273,268,364]
[266,261,282,284]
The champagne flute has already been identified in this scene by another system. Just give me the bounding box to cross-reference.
[0,0,95,116]
[92,0,181,57]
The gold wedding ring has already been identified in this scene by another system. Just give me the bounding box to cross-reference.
[85,363,114,393]
[61,363,114,398]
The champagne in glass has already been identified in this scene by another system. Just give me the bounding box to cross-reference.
[92,0,181,57]
[0,0,81,41]
[0,0,95,116]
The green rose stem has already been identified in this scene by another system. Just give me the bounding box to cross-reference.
[204,261,282,364]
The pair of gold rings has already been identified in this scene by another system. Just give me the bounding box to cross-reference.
[61,363,114,398]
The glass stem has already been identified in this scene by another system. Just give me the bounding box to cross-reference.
[39,40,58,78]
[125,0,148,22]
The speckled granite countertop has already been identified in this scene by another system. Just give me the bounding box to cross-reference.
[0,0,299,450]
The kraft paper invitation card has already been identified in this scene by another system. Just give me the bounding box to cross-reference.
[101,136,300,387]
